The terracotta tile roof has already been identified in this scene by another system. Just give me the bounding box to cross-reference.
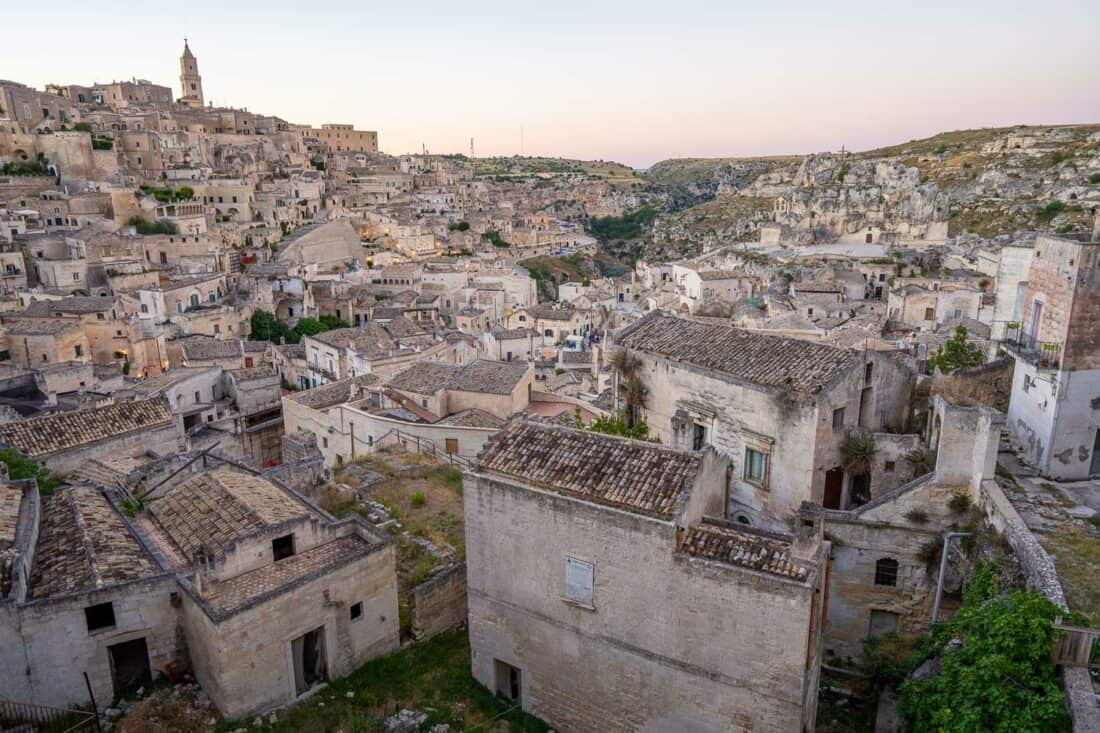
[286,373,379,409]
[447,359,528,395]
[436,408,504,428]
[148,468,311,559]
[5,319,82,336]
[388,361,460,394]
[179,336,243,361]
[31,485,160,598]
[478,421,699,519]
[618,313,854,393]
[0,397,173,458]
[679,522,811,581]
[200,535,374,620]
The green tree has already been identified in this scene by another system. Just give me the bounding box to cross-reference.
[318,315,350,330]
[928,325,983,374]
[177,185,195,200]
[899,565,1070,732]
[250,309,298,344]
[0,448,60,495]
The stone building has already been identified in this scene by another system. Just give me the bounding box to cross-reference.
[465,421,826,733]
[0,464,400,719]
[0,396,180,475]
[178,40,204,108]
[1005,232,1100,479]
[296,124,378,154]
[616,313,913,521]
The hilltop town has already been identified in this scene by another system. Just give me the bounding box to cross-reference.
[2,42,1100,733]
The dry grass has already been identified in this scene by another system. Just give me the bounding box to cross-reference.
[1040,526,1100,625]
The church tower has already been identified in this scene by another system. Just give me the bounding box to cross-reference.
[179,39,204,108]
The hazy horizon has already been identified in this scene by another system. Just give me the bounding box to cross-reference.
[5,1,1099,168]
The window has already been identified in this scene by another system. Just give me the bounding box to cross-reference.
[874,558,899,587]
[96,312,105,320]
[564,556,594,607]
[924,307,935,321]
[832,407,845,429]
[692,423,706,451]
[74,345,83,358]
[140,304,148,314]
[72,272,80,281]
[865,363,873,383]
[85,602,116,632]
[272,534,295,561]
[884,460,896,472]
[744,447,767,484]
[322,437,328,448]
[350,602,363,621]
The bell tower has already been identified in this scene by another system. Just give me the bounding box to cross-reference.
[179,39,204,108]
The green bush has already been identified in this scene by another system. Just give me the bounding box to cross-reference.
[0,448,60,495]
[1037,200,1067,224]
[91,138,113,150]
[900,565,1070,732]
[126,216,178,236]
[73,122,93,133]
[410,491,426,507]
[947,490,972,513]
[448,221,470,231]
[586,206,657,243]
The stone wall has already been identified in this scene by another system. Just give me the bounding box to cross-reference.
[179,542,399,719]
[979,479,1100,731]
[411,563,467,641]
[464,471,820,733]
[0,575,183,710]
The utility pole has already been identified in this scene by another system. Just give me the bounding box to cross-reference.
[931,531,972,625]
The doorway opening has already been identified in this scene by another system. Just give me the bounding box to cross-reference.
[108,638,151,697]
[291,626,328,697]
[494,659,522,701]
[824,467,844,509]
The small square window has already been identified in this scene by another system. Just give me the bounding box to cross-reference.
[350,602,363,621]
[874,558,899,587]
[85,602,116,632]
[884,461,896,472]
[272,534,295,561]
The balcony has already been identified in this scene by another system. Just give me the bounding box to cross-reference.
[1000,325,1062,370]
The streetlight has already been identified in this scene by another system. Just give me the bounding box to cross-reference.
[931,531,972,625]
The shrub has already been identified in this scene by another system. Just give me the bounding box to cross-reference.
[947,491,972,514]
[91,138,113,150]
[126,216,178,236]
[1037,200,1067,224]
[73,122,93,133]
[905,446,937,474]
[410,491,426,507]
[0,448,60,495]
[1090,172,1100,185]
[448,221,470,231]
[904,508,929,525]
[900,565,1070,732]
[927,325,982,374]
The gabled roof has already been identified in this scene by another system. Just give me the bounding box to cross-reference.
[446,359,529,395]
[0,397,173,458]
[31,484,160,598]
[387,361,460,394]
[478,421,699,520]
[148,468,311,559]
[618,313,854,394]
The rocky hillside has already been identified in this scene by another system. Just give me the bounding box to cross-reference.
[638,124,1100,260]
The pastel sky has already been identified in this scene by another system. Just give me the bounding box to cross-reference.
[4,1,1099,167]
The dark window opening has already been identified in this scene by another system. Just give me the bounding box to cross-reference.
[692,423,706,451]
[272,534,295,561]
[832,407,845,429]
[494,660,522,701]
[350,602,363,620]
[85,601,116,632]
[874,558,899,587]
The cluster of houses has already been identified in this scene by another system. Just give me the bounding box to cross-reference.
[2,40,1100,733]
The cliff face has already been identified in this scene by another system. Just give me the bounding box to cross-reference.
[641,124,1100,259]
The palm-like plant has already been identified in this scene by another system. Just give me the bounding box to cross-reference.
[841,431,877,476]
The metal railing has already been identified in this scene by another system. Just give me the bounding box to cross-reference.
[373,427,475,469]
[1000,325,1062,369]
[0,699,99,732]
